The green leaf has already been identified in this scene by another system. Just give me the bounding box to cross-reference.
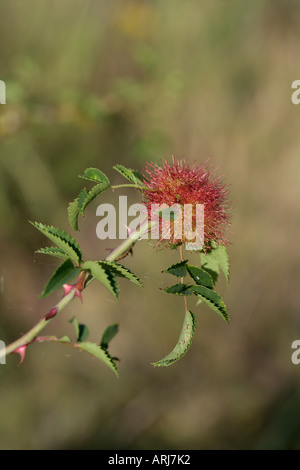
[191,285,229,323]
[98,261,143,287]
[58,335,72,343]
[186,265,214,289]
[79,167,110,185]
[76,341,118,376]
[105,269,119,298]
[69,316,90,342]
[80,181,110,213]
[30,222,82,264]
[35,247,70,261]
[40,259,81,298]
[77,189,89,215]
[67,180,110,231]
[113,164,147,187]
[152,310,197,367]
[101,324,119,349]
[68,198,80,231]
[200,243,230,284]
[164,260,188,277]
[163,283,193,295]
[82,261,118,299]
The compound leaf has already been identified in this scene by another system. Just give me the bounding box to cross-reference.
[35,247,70,261]
[31,222,82,264]
[79,167,110,185]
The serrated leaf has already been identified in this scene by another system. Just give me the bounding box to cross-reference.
[79,167,110,185]
[67,181,110,231]
[186,264,214,289]
[152,310,196,367]
[164,260,188,277]
[35,247,70,261]
[77,189,89,215]
[76,341,118,376]
[69,316,90,342]
[105,269,119,298]
[82,261,118,299]
[200,243,230,284]
[98,261,143,287]
[191,285,229,323]
[163,283,193,295]
[132,169,148,184]
[80,181,110,213]
[68,198,80,231]
[30,222,82,264]
[101,324,119,349]
[40,259,81,298]
[113,164,147,187]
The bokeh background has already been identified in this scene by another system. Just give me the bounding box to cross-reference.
[0,0,300,450]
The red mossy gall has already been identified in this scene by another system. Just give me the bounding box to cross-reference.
[141,157,231,251]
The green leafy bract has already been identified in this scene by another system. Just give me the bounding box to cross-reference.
[200,243,230,284]
[39,259,81,298]
[152,310,196,367]
[30,222,82,264]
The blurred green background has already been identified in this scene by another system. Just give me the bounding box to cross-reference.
[0,0,300,450]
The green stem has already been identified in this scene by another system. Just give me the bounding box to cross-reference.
[179,245,188,312]
[0,220,154,361]
[111,184,145,190]
[0,289,76,359]
[105,219,153,261]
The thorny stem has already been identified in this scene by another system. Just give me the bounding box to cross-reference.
[0,219,154,361]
